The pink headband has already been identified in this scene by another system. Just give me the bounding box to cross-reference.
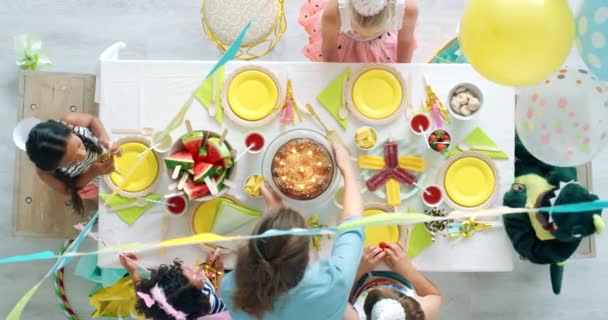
[352,0,388,17]
[137,285,189,320]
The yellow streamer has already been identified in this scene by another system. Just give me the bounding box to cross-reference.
[7,280,44,320]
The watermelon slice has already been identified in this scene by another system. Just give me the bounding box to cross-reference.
[214,156,234,169]
[181,131,203,156]
[213,165,226,178]
[215,171,228,190]
[193,162,216,183]
[183,179,210,200]
[206,137,232,164]
[165,151,194,169]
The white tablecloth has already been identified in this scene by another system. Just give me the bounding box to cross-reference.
[98,52,515,272]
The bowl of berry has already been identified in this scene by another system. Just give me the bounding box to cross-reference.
[164,131,236,201]
[427,129,451,154]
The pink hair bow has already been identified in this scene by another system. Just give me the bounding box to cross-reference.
[136,285,189,320]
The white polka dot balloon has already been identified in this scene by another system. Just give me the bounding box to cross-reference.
[515,66,608,167]
[577,1,608,80]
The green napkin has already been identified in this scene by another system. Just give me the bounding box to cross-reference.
[406,207,434,258]
[447,127,509,159]
[100,194,161,225]
[407,224,434,258]
[194,66,225,124]
[317,68,350,129]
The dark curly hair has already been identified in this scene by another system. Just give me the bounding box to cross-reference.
[26,120,102,216]
[135,259,211,320]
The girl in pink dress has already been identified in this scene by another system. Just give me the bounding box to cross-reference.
[299,0,418,63]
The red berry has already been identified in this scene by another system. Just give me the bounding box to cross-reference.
[429,134,437,141]
[435,144,447,152]
[379,241,389,249]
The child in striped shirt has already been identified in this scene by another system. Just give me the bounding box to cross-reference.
[25,113,120,215]
[120,253,229,320]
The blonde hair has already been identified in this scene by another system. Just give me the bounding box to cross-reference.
[350,1,396,31]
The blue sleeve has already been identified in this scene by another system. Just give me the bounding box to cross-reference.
[331,215,365,285]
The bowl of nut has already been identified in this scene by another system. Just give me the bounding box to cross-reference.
[447,83,483,120]
[423,207,453,236]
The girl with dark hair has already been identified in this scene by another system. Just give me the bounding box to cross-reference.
[120,253,230,320]
[344,243,442,320]
[220,143,365,320]
[25,113,120,215]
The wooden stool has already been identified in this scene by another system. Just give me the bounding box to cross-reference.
[201,0,286,60]
[13,71,97,237]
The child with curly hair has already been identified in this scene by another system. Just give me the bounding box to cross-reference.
[120,253,230,320]
[299,0,418,62]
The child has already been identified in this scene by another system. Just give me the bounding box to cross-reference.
[220,143,365,320]
[25,113,120,215]
[120,253,230,320]
[345,244,442,320]
[299,0,418,63]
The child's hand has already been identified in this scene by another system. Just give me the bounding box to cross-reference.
[358,245,386,275]
[100,139,122,157]
[93,157,115,175]
[119,253,140,274]
[261,182,284,213]
[206,251,224,272]
[332,143,352,174]
[383,243,412,274]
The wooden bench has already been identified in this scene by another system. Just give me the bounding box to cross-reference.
[13,71,97,238]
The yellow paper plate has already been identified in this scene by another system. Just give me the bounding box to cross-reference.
[352,69,402,120]
[191,197,236,234]
[109,142,159,193]
[227,70,278,121]
[444,157,495,207]
[363,208,399,246]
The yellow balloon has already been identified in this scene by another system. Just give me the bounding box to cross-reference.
[459,0,575,86]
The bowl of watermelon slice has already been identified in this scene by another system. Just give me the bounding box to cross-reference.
[164,131,236,201]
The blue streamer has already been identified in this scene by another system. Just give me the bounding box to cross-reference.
[0,251,56,265]
[204,21,252,80]
[48,212,98,275]
[538,200,608,214]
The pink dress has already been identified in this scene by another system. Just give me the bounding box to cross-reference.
[299,0,416,63]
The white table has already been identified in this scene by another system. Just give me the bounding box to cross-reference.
[98,47,515,272]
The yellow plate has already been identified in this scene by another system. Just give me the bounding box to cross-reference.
[363,208,399,246]
[352,70,402,120]
[109,142,159,193]
[191,197,236,234]
[444,157,495,207]
[227,70,278,121]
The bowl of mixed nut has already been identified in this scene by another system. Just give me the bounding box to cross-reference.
[423,207,453,235]
[447,83,483,120]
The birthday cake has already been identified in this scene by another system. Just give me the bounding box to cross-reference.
[271,138,334,200]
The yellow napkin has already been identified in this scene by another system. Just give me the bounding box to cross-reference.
[89,277,144,319]
[447,127,509,159]
[100,194,161,225]
[406,207,434,258]
[194,65,225,124]
[317,68,350,129]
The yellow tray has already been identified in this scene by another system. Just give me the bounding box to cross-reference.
[348,66,404,124]
[104,137,161,198]
[227,69,279,121]
[441,152,499,209]
[363,206,403,246]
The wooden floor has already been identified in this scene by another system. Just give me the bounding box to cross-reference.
[1,0,607,319]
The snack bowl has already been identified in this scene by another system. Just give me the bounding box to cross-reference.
[447,83,484,120]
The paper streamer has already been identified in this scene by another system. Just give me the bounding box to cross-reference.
[204,21,252,80]
[7,280,45,320]
[2,201,606,269]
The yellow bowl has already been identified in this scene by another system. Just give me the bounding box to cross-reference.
[104,136,162,198]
